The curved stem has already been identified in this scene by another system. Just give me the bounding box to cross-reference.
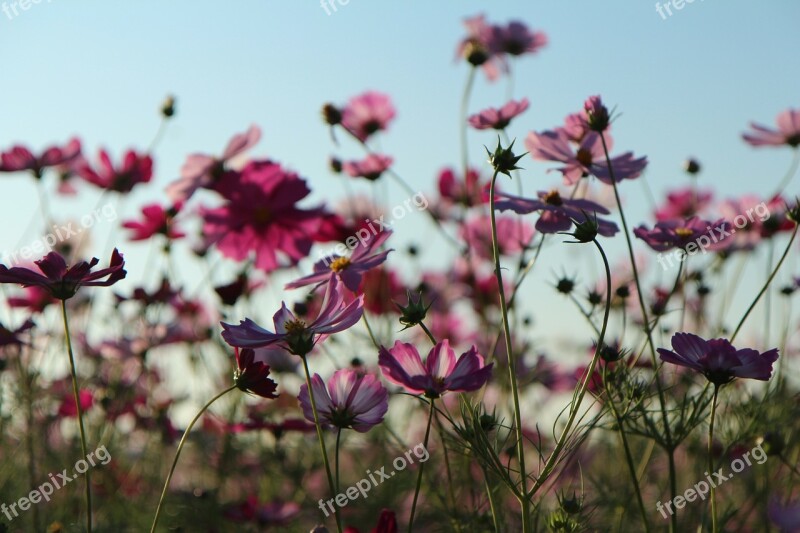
[150,385,236,533]
[483,468,501,533]
[708,385,720,533]
[418,321,437,345]
[300,356,343,533]
[408,398,435,533]
[489,169,530,530]
[61,300,92,533]
[730,224,798,342]
[460,67,477,190]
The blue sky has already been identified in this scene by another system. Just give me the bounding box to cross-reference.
[0,1,798,351]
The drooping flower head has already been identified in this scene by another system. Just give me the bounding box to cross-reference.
[378,339,493,398]
[232,347,279,399]
[657,333,779,385]
[341,91,396,142]
[634,217,730,253]
[298,369,388,432]
[0,249,126,300]
[468,98,530,130]
[77,148,153,193]
[742,108,800,148]
[221,277,363,356]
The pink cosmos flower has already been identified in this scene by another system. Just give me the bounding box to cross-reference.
[654,188,714,221]
[582,95,610,133]
[341,91,396,142]
[378,339,493,398]
[742,108,800,148]
[285,230,393,292]
[461,214,535,260]
[525,129,647,185]
[657,333,779,385]
[468,98,530,130]
[634,217,730,252]
[77,148,152,193]
[298,368,388,432]
[232,347,279,399]
[495,189,619,236]
[166,124,262,201]
[342,154,393,181]
[456,14,502,79]
[0,137,81,178]
[437,166,490,208]
[122,202,185,241]
[58,389,94,417]
[201,160,327,273]
[7,286,56,314]
[0,249,126,300]
[492,21,547,57]
[221,277,363,356]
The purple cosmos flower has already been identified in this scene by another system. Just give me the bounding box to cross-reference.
[0,249,126,300]
[456,14,502,79]
[525,129,647,185]
[233,347,279,399]
[0,138,82,178]
[221,277,363,356]
[583,95,610,133]
[378,339,493,398]
[492,21,547,57]
[0,319,34,348]
[77,148,153,193]
[633,217,730,252]
[341,91,396,142]
[285,230,393,292]
[298,369,388,432]
[495,189,619,236]
[654,187,714,221]
[166,124,262,201]
[468,98,529,130]
[657,333,779,385]
[742,108,800,148]
[342,154,393,181]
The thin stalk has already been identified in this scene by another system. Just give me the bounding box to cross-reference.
[408,399,436,533]
[419,321,437,345]
[335,428,342,494]
[708,386,720,533]
[61,299,92,533]
[150,385,236,533]
[483,469,501,533]
[460,67,477,190]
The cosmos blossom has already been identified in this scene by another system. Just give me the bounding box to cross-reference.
[378,339,493,398]
[654,187,714,221]
[742,108,800,148]
[468,98,529,130]
[437,166,490,208]
[461,214,535,260]
[298,369,388,432]
[201,159,328,273]
[285,230,393,292]
[492,21,547,57]
[0,137,82,178]
[166,124,262,201]
[495,189,619,236]
[232,347,279,399]
[525,129,647,185]
[221,277,363,356]
[0,249,126,300]
[77,148,153,193]
[342,154,393,181]
[122,202,185,241]
[341,91,396,142]
[657,333,779,385]
[633,217,730,252]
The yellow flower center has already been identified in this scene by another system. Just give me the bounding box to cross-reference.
[674,227,694,238]
[283,319,307,335]
[543,190,563,206]
[329,257,351,272]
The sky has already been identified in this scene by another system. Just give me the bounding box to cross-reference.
[0,0,798,356]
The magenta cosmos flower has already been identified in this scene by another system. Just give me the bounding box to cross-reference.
[285,230,393,292]
[437,166,490,207]
[0,249,126,300]
[495,190,619,236]
[0,137,81,178]
[221,277,363,356]
[166,124,261,202]
[468,98,529,130]
[657,333,779,385]
[201,159,328,273]
[526,129,647,185]
[634,217,730,252]
[341,91,396,142]
[77,148,152,193]
[122,202,185,241]
[654,187,714,221]
[742,108,800,148]
[342,153,393,181]
[298,369,388,432]
[232,347,279,399]
[378,339,493,398]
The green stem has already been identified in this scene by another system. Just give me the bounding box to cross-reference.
[483,469,501,533]
[708,385,719,533]
[419,321,437,345]
[335,428,342,494]
[61,300,92,533]
[488,169,530,531]
[408,398,436,533]
[460,67,477,189]
[301,356,343,533]
[150,385,236,533]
